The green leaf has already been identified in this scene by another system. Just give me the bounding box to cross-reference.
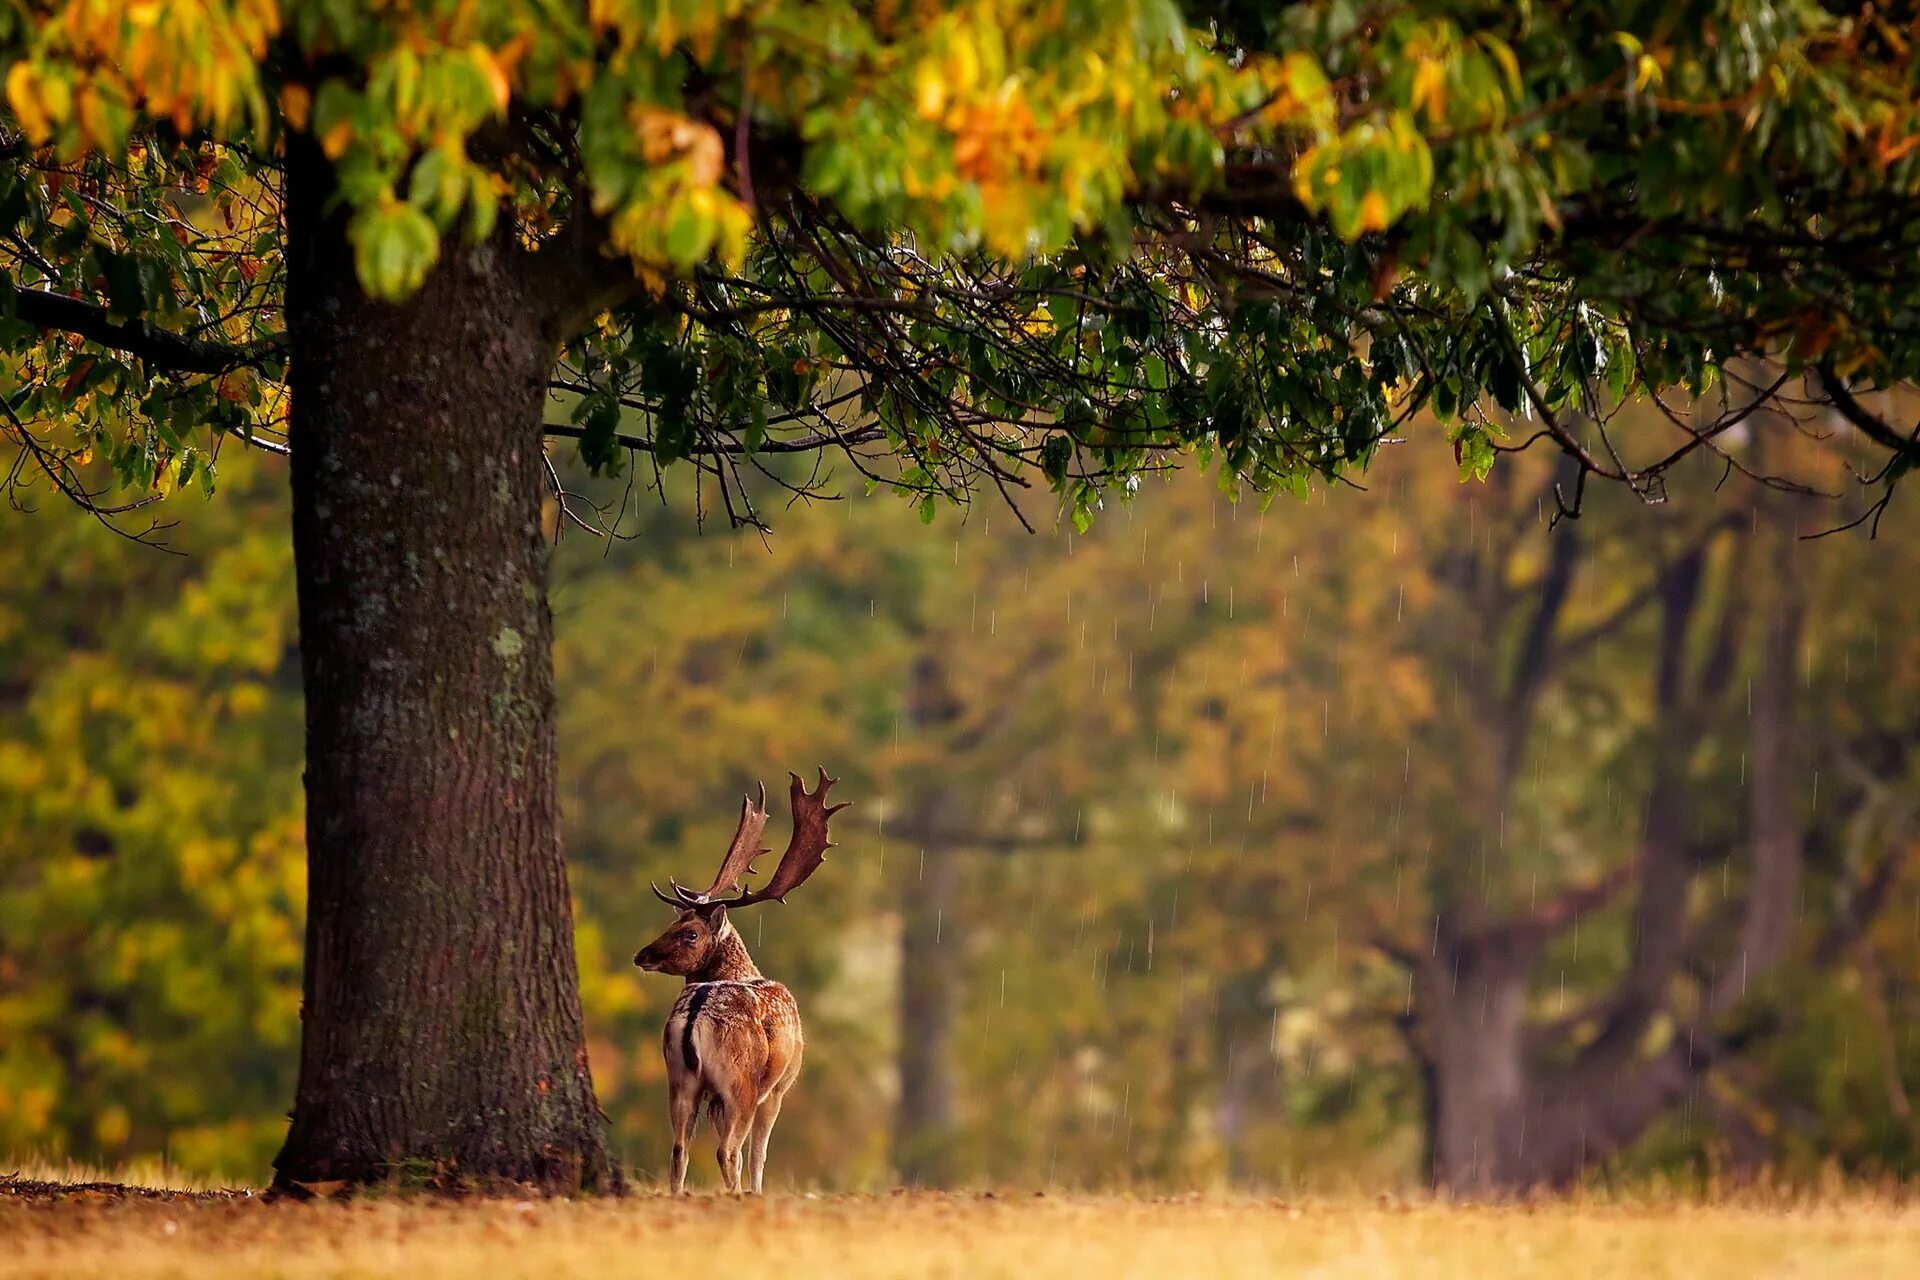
[578,394,623,475]
[1041,434,1073,485]
[348,200,439,301]
[664,199,714,267]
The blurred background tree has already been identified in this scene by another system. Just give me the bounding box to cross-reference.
[0,451,304,1177]
[7,394,1915,1190]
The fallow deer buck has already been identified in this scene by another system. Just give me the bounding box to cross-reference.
[633,768,846,1194]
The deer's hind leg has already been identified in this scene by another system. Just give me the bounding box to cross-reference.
[666,1069,703,1195]
[747,1041,803,1193]
[700,1026,769,1194]
[707,1082,756,1194]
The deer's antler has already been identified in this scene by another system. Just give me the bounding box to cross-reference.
[651,782,769,909]
[705,781,772,899]
[654,770,845,912]
[721,768,846,907]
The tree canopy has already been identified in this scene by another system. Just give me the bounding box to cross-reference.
[5,1,1920,529]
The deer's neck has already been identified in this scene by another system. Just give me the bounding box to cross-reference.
[689,925,762,984]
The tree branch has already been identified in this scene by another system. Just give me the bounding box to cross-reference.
[876,821,1073,853]
[541,420,887,456]
[1814,363,1920,460]
[9,285,273,375]
[1499,489,1582,781]
[1510,861,1637,947]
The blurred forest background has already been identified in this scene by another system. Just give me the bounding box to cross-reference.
[3,397,1918,1191]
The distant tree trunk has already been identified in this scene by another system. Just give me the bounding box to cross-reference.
[1727,561,1804,992]
[894,830,963,1186]
[892,654,970,1187]
[1215,1025,1266,1185]
[271,140,613,1193]
[1147,987,1208,1182]
[1423,943,1530,1192]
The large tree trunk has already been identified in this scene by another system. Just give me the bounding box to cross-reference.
[271,143,613,1193]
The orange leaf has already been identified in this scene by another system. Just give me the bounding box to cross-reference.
[1357,190,1390,233]
[60,357,97,399]
[217,369,254,403]
[280,83,312,131]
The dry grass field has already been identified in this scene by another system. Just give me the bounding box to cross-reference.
[5,1167,1919,1280]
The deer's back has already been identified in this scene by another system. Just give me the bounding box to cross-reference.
[666,979,803,1098]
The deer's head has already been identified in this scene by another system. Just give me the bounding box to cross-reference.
[633,769,847,975]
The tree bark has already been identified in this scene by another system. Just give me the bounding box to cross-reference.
[1216,1022,1271,1186]
[1728,555,1804,991]
[891,652,971,1187]
[1422,940,1531,1193]
[894,810,964,1186]
[271,141,613,1193]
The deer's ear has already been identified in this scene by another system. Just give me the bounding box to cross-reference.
[695,901,729,928]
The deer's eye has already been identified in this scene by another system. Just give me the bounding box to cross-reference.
[677,929,697,942]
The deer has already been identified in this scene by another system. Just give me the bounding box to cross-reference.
[632,768,846,1194]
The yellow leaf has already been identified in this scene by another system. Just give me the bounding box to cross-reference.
[1410,59,1446,123]
[914,60,945,119]
[94,1104,131,1149]
[6,63,52,142]
[946,31,980,96]
[75,84,117,149]
[1289,143,1325,208]
[471,44,510,113]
